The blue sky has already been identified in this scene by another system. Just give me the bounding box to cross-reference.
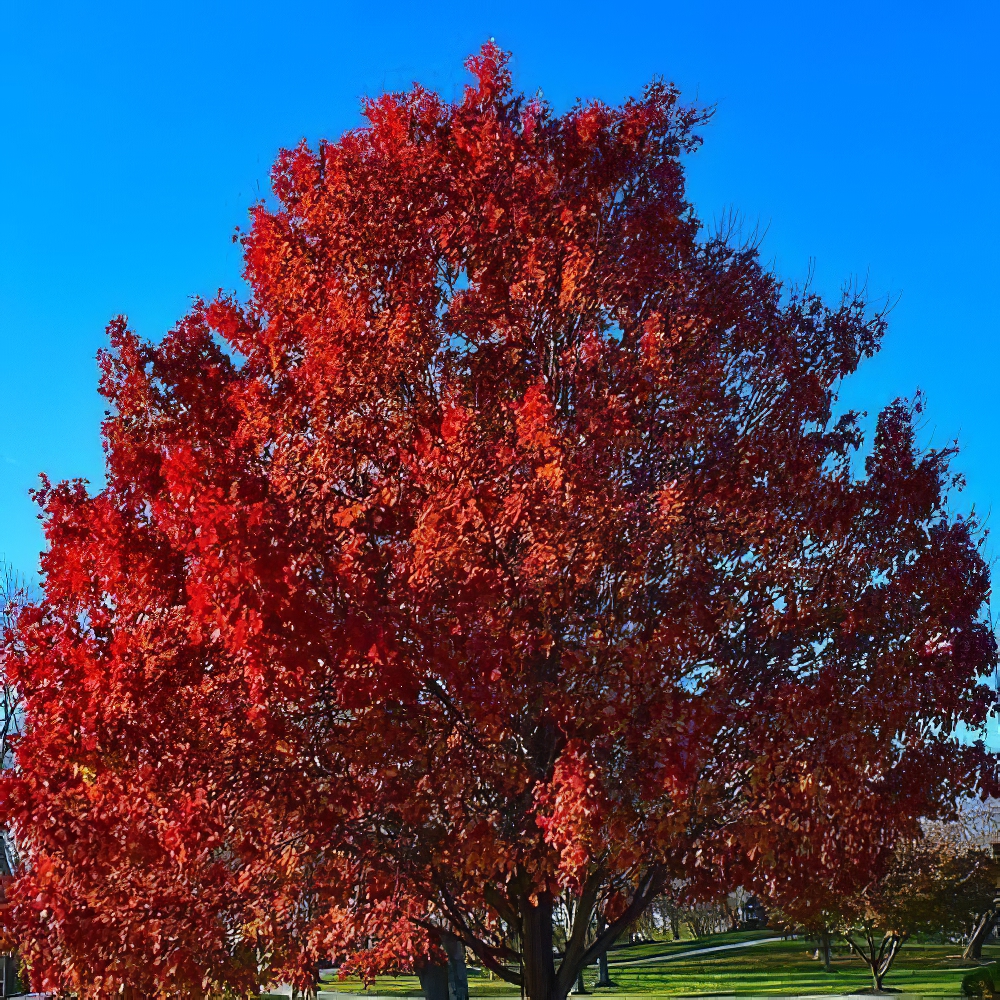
[1,0,997,588]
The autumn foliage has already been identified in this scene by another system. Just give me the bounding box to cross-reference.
[1,44,996,999]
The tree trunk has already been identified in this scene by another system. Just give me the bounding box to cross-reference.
[420,933,470,1000]
[443,933,469,1000]
[570,969,589,995]
[722,897,739,933]
[419,962,450,1000]
[591,916,616,989]
[819,930,831,973]
[878,932,904,988]
[595,950,615,988]
[964,909,998,963]
[843,929,905,994]
[521,893,556,1000]
[0,953,21,998]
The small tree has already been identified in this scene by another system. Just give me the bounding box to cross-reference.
[842,840,943,990]
[924,798,1000,961]
[779,835,994,991]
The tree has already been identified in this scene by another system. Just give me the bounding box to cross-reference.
[842,839,995,991]
[648,893,684,942]
[776,834,995,990]
[2,44,996,1000]
[679,902,728,941]
[924,798,1000,961]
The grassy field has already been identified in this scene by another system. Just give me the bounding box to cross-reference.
[601,929,776,964]
[307,933,1000,997]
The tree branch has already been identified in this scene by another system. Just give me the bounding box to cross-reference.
[484,883,520,929]
[575,867,665,974]
[410,916,522,987]
[841,933,874,972]
[431,884,523,986]
[555,867,605,997]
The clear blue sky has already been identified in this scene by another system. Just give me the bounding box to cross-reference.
[1,0,997,584]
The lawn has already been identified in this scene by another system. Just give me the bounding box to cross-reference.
[586,938,993,995]
[603,929,776,964]
[304,934,1000,997]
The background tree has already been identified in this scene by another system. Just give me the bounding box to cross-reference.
[924,799,1000,961]
[776,833,995,990]
[649,893,684,942]
[1,44,996,1000]
[841,838,992,991]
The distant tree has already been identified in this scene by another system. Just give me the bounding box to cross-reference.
[777,835,995,990]
[1,43,996,1000]
[649,893,684,942]
[923,799,1000,961]
[680,901,730,940]
[841,838,984,990]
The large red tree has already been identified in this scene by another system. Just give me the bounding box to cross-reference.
[2,45,996,1000]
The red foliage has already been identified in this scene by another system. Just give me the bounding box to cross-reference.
[1,44,995,1000]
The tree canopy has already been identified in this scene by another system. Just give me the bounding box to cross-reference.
[1,44,996,1000]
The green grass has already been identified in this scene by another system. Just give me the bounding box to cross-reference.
[586,938,997,995]
[315,975,514,998]
[604,929,776,964]
[306,935,1000,997]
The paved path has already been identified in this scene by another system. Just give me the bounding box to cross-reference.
[608,935,785,966]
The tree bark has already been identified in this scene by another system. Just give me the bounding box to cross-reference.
[443,933,469,1000]
[440,867,657,1000]
[722,897,739,933]
[521,893,556,1000]
[418,962,450,1000]
[964,909,998,963]
[591,916,616,989]
[819,930,831,973]
[570,969,589,995]
[420,933,470,1000]
[843,929,905,992]
[595,950,612,988]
